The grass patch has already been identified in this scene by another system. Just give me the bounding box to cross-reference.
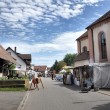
[0,87,28,91]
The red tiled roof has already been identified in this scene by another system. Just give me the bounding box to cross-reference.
[87,10,110,28]
[0,45,16,64]
[76,31,88,41]
[34,66,47,72]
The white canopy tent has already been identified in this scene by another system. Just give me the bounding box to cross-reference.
[59,69,66,73]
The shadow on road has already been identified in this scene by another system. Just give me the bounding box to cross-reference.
[53,81,80,92]
[92,102,110,110]
[73,100,110,104]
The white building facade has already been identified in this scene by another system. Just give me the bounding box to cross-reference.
[6,48,27,71]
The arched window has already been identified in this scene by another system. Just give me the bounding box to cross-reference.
[99,32,107,60]
[83,46,87,52]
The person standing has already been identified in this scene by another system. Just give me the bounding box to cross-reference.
[52,70,56,80]
[51,72,54,80]
[70,72,74,85]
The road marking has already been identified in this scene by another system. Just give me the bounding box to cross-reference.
[17,91,30,110]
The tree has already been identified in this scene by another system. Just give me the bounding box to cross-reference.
[8,64,16,70]
[63,53,77,66]
[51,60,66,73]
[57,61,66,72]
[51,60,59,73]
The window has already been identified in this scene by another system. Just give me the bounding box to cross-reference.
[83,46,87,52]
[8,52,11,55]
[99,32,107,60]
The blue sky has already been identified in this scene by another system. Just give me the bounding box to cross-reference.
[0,0,110,67]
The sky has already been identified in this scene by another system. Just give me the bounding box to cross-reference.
[0,0,110,67]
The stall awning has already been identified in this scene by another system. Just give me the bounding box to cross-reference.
[74,60,89,68]
[0,45,16,64]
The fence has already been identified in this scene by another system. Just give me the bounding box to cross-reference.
[0,80,25,88]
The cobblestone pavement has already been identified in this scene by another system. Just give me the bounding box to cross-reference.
[23,78,110,110]
[0,91,26,110]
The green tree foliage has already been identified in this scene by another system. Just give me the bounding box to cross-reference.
[8,64,16,70]
[57,61,66,72]
[63,53,77,66]
[51,60,58,72]
[51,53,77,73]
[51,60,66,73]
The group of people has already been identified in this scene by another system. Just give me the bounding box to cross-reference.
[63,72,74,85]
[51,70,74,85]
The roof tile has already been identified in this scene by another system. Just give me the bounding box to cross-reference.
[34,66,47,72]
[75,51,89,62]
[0,45,16,64]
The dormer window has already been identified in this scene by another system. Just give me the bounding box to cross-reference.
[83,46,87,52]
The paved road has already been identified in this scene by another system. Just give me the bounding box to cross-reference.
[23,78,110,110]
[0,91,25,110]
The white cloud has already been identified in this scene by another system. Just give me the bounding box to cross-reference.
[2,30,86,54]
[10,8,23,13]
[0,2,7,8]
[34,0,52,4]
[82,0,103,4]
[95,12,102,17]
[64,1,73,5]
[1,8,10,12]
[2,30,86,66]
[43,17,53,23]
[0,0,102,27]
[53,30,86,53]
[0,0,103,66]
[32,53,66,66]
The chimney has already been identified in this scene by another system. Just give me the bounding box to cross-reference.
[14,47,17,52]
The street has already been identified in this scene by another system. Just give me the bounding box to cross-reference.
[23,78,110,110]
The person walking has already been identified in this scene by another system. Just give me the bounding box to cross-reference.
[51,70,56,80]
[51,74,53,80]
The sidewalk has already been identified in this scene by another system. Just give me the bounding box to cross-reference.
[97,89,110,96]
[0,91,26,110]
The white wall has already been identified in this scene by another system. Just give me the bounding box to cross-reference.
[93,22,110,63]
[81,39,89,52]
[0,73,3,77]
[74,60,89,68]
[7,49,26,71]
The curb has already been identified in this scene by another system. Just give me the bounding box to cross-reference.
[17,91,30,110]
[98,91,110,96]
